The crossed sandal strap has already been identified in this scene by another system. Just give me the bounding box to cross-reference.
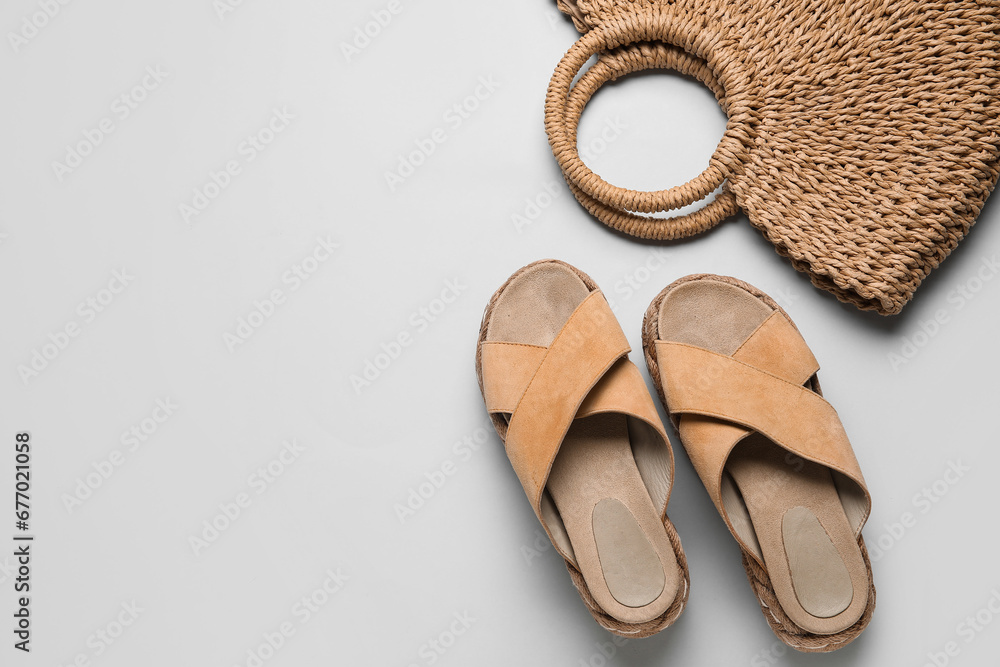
[481,291,670,521]
[655,312,870,536]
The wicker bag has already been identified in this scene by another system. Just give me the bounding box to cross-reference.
[546,0,1000,314]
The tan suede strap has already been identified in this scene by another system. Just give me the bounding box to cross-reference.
[655,312,868,529]
[482,343,664,433]
[480,343,547,414]
[732,312,819,382]
[503,291,631,511]
[659,342,865,482]
[576,358,664,430]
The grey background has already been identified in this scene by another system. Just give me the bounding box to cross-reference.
[1,1,999,665]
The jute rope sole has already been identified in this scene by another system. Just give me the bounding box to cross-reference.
[742,543,876,652]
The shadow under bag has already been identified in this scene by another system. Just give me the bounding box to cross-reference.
[545,0,1000,315]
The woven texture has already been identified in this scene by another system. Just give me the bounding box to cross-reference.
[547,0,1000,315]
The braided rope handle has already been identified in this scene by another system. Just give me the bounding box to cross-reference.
[545,13,745,240]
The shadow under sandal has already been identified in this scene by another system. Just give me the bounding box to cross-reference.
[476,259,689,638]
[642,274,875,652]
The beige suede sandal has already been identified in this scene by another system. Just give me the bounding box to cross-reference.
[641,274,875,652]
[476,259,689,637]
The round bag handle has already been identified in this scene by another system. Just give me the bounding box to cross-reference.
[545,14,744,240]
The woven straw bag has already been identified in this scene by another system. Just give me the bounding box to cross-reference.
[546,0,1000,315]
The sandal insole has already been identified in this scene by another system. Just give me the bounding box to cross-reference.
[727,435,867,634]
[546,413,681,624]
